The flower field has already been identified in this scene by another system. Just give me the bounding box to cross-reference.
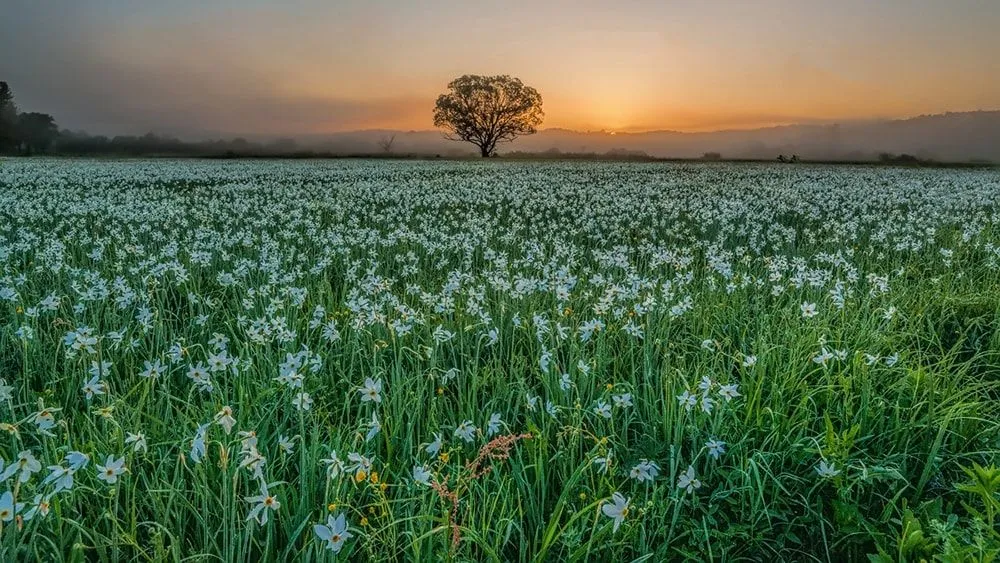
[1,159,999,561]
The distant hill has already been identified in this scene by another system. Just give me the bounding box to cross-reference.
[301,111,1000,162]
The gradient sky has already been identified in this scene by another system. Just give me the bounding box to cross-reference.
[2,0,999,137]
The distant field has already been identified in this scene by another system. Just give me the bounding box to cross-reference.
[1,159,998,561]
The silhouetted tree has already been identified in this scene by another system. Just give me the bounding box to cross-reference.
[777,154,787,163]
[433,75,543,157]
[0,81,19,153]
[878,152,922,165]
[0,82,13,111]
[17,112,59,154]
[377,134,396,154]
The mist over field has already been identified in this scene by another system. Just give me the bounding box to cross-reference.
[299,111,1000,161]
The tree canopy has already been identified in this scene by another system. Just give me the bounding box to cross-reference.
[433,75,543,157]
[17,112,59,154]
[0,81,19,152]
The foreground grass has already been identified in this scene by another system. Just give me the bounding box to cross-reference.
[0,159,998,561]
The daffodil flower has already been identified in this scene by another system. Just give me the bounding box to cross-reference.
[314,512,352,553]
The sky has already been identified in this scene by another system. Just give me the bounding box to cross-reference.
[2,0,999,138]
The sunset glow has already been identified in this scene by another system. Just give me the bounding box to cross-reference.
[2,0,998,137]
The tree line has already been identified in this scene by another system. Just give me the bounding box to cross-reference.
[2,76,548,158]
[0,82,60,155]
[0,81,318,157]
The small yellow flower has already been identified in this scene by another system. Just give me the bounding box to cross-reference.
[369,471,379,484]
[578,492,587,501]
[380,482,388,492]
[439,452,450,463]
[355,469,367,483]
[437,387,444,395]
[327,503,337,512]
[605,383,613,391]
[360,516,369,527]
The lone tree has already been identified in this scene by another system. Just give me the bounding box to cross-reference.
[433,75,543,157]
[377,133,396,154]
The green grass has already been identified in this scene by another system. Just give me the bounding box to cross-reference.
[0,158,998,561]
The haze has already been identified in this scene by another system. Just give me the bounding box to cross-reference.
[2,0,999,138]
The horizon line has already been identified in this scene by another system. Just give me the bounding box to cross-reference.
[62,108,1000,142]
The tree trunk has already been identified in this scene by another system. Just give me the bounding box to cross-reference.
[480,146,490,157]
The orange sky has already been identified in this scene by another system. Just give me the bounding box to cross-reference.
[3,0,999,136]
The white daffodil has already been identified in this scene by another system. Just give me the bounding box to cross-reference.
[81,374,107,400]
[816,459,841,478]
[125,432,148,453]
[245,483,280,526]
[215,406,236,434]
[278,435,295,455]
[629,459,660,483]
[612,393,633,408]
[677,465,702,493]
[425,433,443,456]
[412,464,431,486]
[0,491,22,522]
[486,412,503,437]
[96,455,126,484]
[314,512,352,553]
[293,391,313,411]
[454,420,476,443]
[359,377,382,404]
[365,410,381,442]
[601,492,630,532]
[706,439,727,460]
[594,401,612,419]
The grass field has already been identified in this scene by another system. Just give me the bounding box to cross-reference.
[1,159,999,561]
